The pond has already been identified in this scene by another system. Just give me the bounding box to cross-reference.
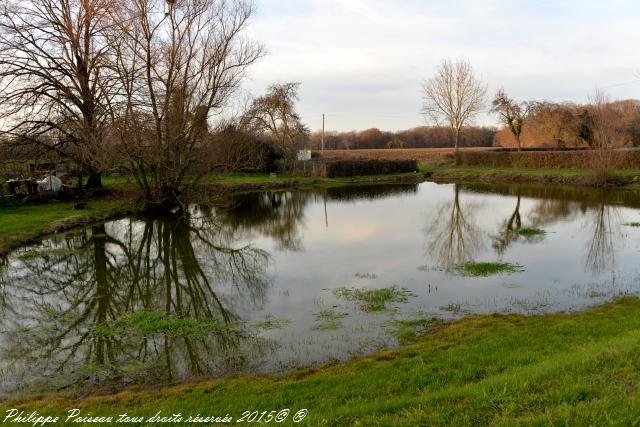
[1,182,640,397]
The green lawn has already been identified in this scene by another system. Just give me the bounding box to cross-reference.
[8,297,640,426]
[0,200,126,253]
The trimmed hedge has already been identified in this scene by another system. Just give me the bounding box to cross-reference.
[457,150,640,169]
[324,159,418,178]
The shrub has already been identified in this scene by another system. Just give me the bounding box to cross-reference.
[324,159,418,178]
[457,150,640,169]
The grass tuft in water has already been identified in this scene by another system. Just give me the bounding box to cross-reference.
[333,285,415,312]
[16,248,81,261]
[354,272,378,279]
[623,222,640,227]
[253,315,291,330]
[313,308,349,331]
[515,227,546,237]
[93,311,239,337]
[17,250,41,261]
[386,318,437,344]
[452,262,525,277]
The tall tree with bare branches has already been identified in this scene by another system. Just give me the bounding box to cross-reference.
[107,0,264,208]
[0,0,116,188]
[491,89,532,152]
[241,82,309,157]
[421,59,486,162]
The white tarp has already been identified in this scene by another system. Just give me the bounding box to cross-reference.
[37,175,63,192]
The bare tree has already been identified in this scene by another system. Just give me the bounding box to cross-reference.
[0,0,116,188]
[421,59,486,162]
[589,88,621,181]
[107,0,264,208]
[241,82,309,157]
[491,89,532,151]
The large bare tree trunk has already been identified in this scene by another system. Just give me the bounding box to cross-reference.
[108,0,264,209]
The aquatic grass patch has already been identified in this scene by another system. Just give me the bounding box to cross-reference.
[253,315,291,330]
[514,227,546,237]
[332,285,415,312]
[438,302,471,314]
[623,222,640,227]
[451,261,525,277]
[313,308,349,331]
[16,247,82,261]
[17,250,41,261]
[354,272,378,279]
[93,311,240,338]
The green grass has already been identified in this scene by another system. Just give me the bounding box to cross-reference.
[333,285,415,312]
[11,297,640,426]
[15,247,82,261]
[313,308,350,331]
[16,250,41,261]
[0,200,126,253]
[92,311,238,338]
[354,272,378,279]
[452,262,525,277]
[253,315,292,330]
[385,318,436,344]
[623,222,640,227]
[514,227,546,237]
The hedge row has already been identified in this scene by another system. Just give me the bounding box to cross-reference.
[324,159,418,178]
[457,150,640,169]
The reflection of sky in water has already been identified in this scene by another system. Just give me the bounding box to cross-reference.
[1,182,640,396]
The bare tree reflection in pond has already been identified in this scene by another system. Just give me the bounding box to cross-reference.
[585,204,621,277]
[492,191,522,256]
[424,184,483,270]
[0,211,271,395]
[215,192,310,251]
[492,190,546,256]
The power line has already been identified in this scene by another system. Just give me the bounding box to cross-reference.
[598,78,640,89]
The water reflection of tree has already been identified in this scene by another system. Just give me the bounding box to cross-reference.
[0,211,271,395]
[585,204,620,276]
[492,192,522,255]
[215,191,309,251]
[424,184,483,269]
[492,191,546,256]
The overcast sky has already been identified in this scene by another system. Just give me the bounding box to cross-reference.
[244,0,640,132]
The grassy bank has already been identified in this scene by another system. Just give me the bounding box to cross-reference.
[0,173,423,254]
[3,165,639,254]
[421,164,640,188]
[6,297,640,425]
[0,200,129,255]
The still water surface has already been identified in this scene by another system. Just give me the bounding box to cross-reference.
[1,182,640,396]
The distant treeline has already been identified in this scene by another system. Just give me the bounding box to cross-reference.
[307,99,640,151]
[495,99,640,149]
[308,126,496,150]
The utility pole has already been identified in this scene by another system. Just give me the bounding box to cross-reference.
[321,113,325,151]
